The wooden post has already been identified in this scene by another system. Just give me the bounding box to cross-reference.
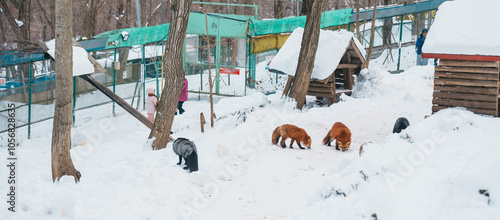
[282,75,294,97]
[200,112,206,133]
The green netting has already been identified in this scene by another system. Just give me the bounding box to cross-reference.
[186,12,250,38]
[94,9,353,50]
[249,8,352,36]
[94,23,170,50]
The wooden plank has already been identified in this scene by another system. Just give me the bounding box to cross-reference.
[433,85,498,95]
[432,98,497,110]
[434,78,498,88]
[310,80,329,86]
[308,86,334,93]
[432,105,498,116]
[80,75,180,140]
[307,91,335,98]
[435,66,499,75]
[439,59,499,68]
[433,91,498,102]
[337,64,359,69]
[282,75,294,97]
[435,71,499,81]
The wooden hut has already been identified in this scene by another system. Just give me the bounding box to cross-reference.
[422,0,500,117]
[428,59,499,116]
[282,39,365,105]
[269,28,366,106]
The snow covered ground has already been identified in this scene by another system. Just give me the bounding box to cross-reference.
[2,55,499,219]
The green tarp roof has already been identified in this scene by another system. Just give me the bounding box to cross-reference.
[249,8,352,36]
[94,9,353,50]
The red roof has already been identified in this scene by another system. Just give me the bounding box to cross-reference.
[422,53,500,61]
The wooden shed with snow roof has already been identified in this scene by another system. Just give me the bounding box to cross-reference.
[422,0,500,116]
[269,28,366,106]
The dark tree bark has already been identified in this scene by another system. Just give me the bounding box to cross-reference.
[18,0,31,44]
[412,12,425,36]
[382,0,393,46]
[149,0,193,150]
[84,0,96,38]
[365,0,378,68]
[299,0,310,16]
[274,0,285,18]
[35,0,55,41]
[52,0,80,183]
[115,0,132,84]
[288,0,322,110]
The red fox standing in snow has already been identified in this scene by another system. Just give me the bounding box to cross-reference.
[272,124,312,149]
[322,122,352,151]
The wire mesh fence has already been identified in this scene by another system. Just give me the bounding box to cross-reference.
[0,36,250,142]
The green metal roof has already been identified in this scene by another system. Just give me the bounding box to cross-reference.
[249,8,352,36]
[94,9,353,50]
[187,12,250,38]
[94,23,170,49]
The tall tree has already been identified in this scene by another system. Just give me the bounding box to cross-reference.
[365,0,378,68]
[84,0,97,38]
[412,12,425,36]
[382,0,393,46]
[51,0,81,183]
[0,0,31,47]
[355,0,362,44]
[116,0,133,84]
[288,0,322,110]
[149,0,193,150]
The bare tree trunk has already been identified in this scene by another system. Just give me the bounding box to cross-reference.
[203,12,215,128]
[412,12,425,36]
[116,0,132,84]
[355,0,362,44]
[35,0,55,40]
[149,0,193,150]
[274,0,284,18]
[288,0,322,110]
[18,0,31,46]
[299,0,310,16]
[382,0,392,46]
[52,0,80,183]
[365,0,378,68]
[84,0,96,38]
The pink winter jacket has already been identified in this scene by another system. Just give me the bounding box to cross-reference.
[146,87,158,113]
[179,78,188,102]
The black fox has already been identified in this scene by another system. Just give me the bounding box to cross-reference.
[173,138,199,172]
[393,117,410,133]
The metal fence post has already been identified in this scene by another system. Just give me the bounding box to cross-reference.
[73,76,76,126]
[113,48,117,115]
[28,63,32,139]
[397,15,403,71]
[215,35,221,94]
[142,44,146,110]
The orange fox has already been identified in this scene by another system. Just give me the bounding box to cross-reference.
[272,124,311,149]
[322,122,351,151]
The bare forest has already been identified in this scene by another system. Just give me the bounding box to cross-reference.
[1,0,412,49]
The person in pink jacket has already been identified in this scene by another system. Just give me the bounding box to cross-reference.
[146,87,158,122]
[177,78,188,114]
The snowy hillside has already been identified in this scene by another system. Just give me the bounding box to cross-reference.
[2,59,499,219]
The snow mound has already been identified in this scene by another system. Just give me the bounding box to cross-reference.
[423,0,500,57]
[270,27,365,80]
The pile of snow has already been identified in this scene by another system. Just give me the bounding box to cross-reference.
[2,62,499,219]
[45,39,96,76]
[270,27,366,80]
[423,0,500,56]
[294,108,500,219]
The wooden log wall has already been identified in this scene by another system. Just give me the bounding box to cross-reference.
[432,59,500,116]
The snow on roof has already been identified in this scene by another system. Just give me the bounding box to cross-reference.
[423,0,500,58]
[269,27,365,80]
[46,39,96,76]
